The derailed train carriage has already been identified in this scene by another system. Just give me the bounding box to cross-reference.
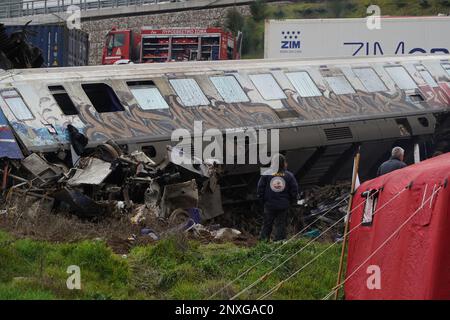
[0,55,449,220]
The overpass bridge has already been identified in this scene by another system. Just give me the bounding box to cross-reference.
[0,0,254,24]
[0,0,255,64]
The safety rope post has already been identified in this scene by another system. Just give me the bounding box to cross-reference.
[334,146,360,300]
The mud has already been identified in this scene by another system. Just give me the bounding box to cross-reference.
[0,194,257,254]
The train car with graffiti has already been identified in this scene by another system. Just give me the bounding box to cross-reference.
[0,55,449,190]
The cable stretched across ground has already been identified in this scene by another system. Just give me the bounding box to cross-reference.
[234,187,405,300]
[229,192,382,300]
[209,195,350,299]
[257,184,439,300]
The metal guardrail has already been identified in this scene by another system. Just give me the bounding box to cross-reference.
[0,0,184,19]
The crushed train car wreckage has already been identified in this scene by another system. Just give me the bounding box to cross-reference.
[1,136,225,225]
[0,54,449,231]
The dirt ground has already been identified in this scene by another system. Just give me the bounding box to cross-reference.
[0,193,257,254]
[0,182,348,253]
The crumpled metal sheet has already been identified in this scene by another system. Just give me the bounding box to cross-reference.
[53,188,104,217]
[129,150,155,165]
[21,153,64,180]
[67,157,112,186]
[160,179,199,219]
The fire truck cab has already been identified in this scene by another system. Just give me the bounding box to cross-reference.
[102,27,240,65]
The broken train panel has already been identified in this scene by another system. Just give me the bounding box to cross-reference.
[0,55,449,219]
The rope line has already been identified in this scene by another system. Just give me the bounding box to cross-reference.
[256,186,409,300]
[209,195,350,299]
[229,190,380,300]
[322,184,442,300]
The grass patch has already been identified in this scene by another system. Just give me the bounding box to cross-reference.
[0,230,342,299]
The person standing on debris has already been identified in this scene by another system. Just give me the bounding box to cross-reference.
[257,154,299,241]
[377,146,407,176]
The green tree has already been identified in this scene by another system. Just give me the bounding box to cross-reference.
[328,0,345,18]
[225,7,245,35]
[242,19,263,57]
[242,20,256,55]
[250,0,268,22]
[274,8,286,19]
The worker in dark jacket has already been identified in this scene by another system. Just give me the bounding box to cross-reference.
[257,154,299,241]
[377,146,407,176]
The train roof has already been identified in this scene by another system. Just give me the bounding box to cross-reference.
[0,54,449,159]
[2,54,450,82]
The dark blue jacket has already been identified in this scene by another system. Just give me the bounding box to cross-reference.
[377,157,407,176]
[257,170,299,210]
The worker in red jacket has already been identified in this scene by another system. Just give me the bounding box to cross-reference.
[257,154,299,241]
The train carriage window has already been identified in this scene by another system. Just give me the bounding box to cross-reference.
[419,71,438,87]
[416,66,438,87]
[417,67,439,88]
[249,74,286,100]
[127,81,169,110]
[324,76,355,95]
[81,83,124,113]
[385,66,417,90]
[49,86,78,115]
[0,89,33,120]
[169,79,209,107]
[353,68,387,92]
[441,63,450,76]
[286,71,321,97]
[210,76,249,103]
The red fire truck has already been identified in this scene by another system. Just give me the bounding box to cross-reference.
[102,27,241,64]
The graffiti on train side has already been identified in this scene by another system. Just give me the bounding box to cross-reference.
[79,96,281,142]
[419,83,450,106]
[7,83,449,149]
[287,89,411,120]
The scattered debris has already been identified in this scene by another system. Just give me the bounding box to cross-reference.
[66,157,113,186]
[0,130,236,249]
[211,228,242,241]
[140,228,159,241]
[1,131,225,222]
[210,182,350,240]
[0,123,351,250]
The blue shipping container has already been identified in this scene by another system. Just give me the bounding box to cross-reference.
[5,24,89,67]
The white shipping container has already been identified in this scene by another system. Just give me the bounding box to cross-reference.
[264,17,450,59]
